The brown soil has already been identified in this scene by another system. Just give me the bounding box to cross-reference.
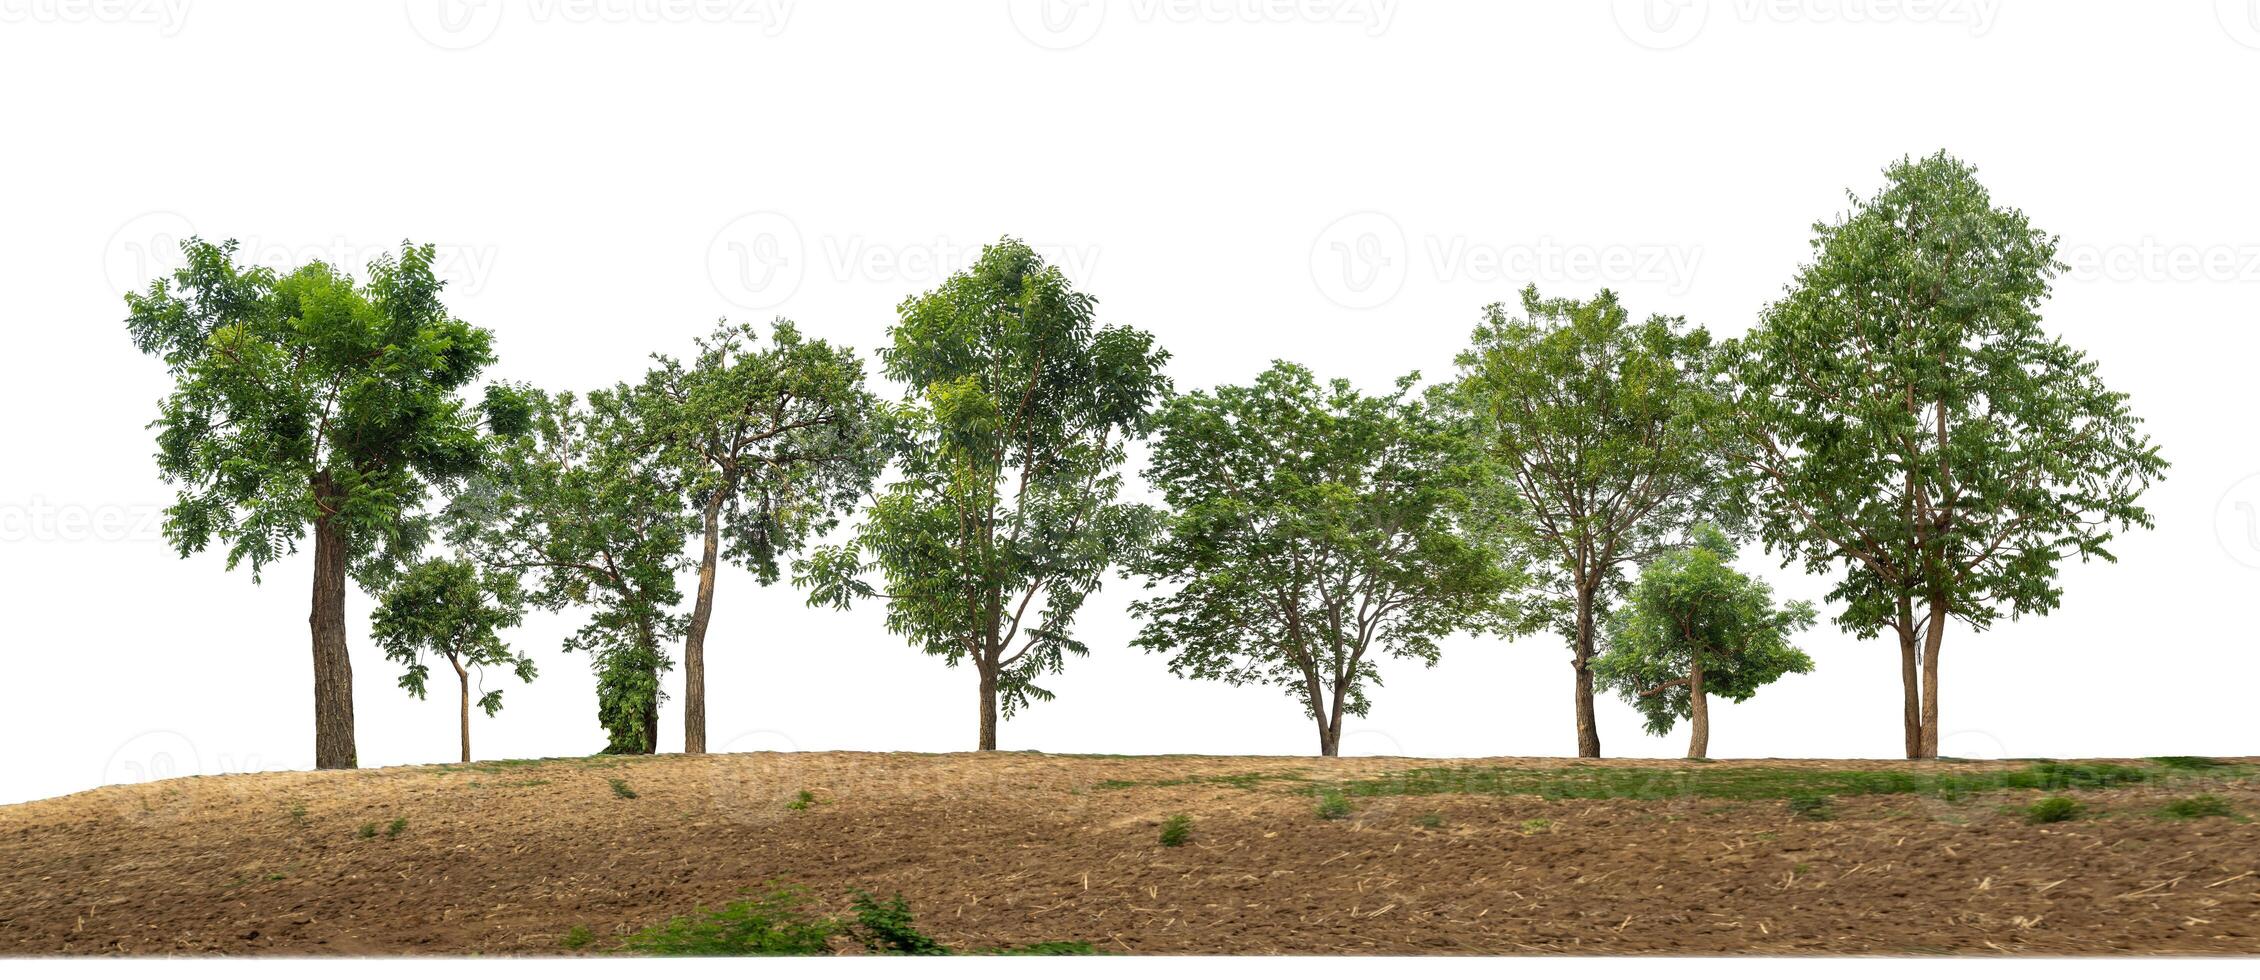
[2,752,2256,955]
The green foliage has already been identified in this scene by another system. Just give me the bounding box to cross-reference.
[356,821,378,839]
[1519,818,1552,833]
[1593,525,1816,736]
[1158,813,1192,847]
[633,319,883,584]
[1728,152,2165,749]
[123,238,496,586]
[851,892,949,955]
[1314,789,1351,820]
[786,790,816,811]
[1443,287,1734,633]
[1131,363,1514,753]
[2025,796,2083,824]
[1786,795,1833,821]
[2152,756,2227,771]
[455,387,686,754]
[561,925,597,950]
[796,239,1171,740]
[371,556,534,714]
[619,887,837,956]
[287,803,307,826]
[385,817,408,838]
[609,778,638,800]
[2160,795,2235,819]
[1313,760,2236,802]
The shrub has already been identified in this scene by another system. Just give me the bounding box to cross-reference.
[1314,789,1351,821]
[1787,795,1833,821]
[2026,796,2082,824]
[2161,794,2236,820]
[610,778,638,800]
[385,817,408,838]
[786,790,817,811]
[356,821,378,840]
[619,887,837,956]
[1158,814,1192,847]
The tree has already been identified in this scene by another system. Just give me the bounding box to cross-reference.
[125,238,495,769]
[1592,525,1815,758]
[797,238,1170,750]
[1130,363,1514,756]
[370,556,536,762]
[1728,152,2166,759]
[1442,285,1734,758]
[460,385,688,754]
[631,320,882,754]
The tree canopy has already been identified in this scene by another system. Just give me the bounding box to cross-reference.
[125,238,497,769]
[1130,362,1515,756]
[370,556,536,762]
[1729,151,2166,758]
[797,238,1170,749]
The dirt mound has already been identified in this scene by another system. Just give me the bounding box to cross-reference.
[2,753,2255,955]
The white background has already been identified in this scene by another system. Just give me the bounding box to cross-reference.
[4,0,2259,810]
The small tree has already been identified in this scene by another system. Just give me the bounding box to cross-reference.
[370,556,536,763]
[633,320,883,754]
[1130,363,1514,756]
[797,238,1170,750]
[459,385,687,754]
[1730,152,2166,758]
[125,239,495,769]
[1593,525,1815,759]
[1442,286,1734,758]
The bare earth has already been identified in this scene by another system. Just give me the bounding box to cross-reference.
[2,752,2256,955]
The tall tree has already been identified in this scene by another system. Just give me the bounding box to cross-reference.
[632,320,882,754]
[797,238,1170,750]
[1729,152,2166,759]
[370,556,536,762]
[125,238,494,769]
[459,385,688,754]
[1130,363,1514,756]
[1592,524,1815,759]
[1443,285,1733,758]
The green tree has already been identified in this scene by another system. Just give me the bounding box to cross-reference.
[633,320,883,754]
[1728,152,2166,758]
[1130,363,1515,756]
[459,385,687,754]
[1442,285,1734,758]
[125,238,495,769]
[1592,525,1815,759]
[796,238,1170,750]
[370,556,536,762]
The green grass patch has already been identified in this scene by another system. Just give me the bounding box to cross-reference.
[385,817,408,838]
[1314,788,1351,820]
[561,925,598,950]
[1308,760,2239,804]
[355,821,378,839]
[1787,795,1834,821]
[2152,756,2229,771]
[1158,813,1192,847]
[2025,796,2083,824]
[786,790,816,811]
[609,778,638,800]
[2160,794,2236,820]
[620,887,836,956]
[1415,812,1444,829]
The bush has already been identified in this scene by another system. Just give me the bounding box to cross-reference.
[619,887,836,956]
[385,817,408,838]
[851,892,947,955]
[2025,796,2082,824]
[1158,814,1192,847]
[2161,794,2236,820]
[786,790,816,811]
[1314,789,1351,820]
[356,821,378,839]
[1787,795,1833,821]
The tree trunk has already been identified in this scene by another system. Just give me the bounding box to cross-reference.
[1918,602,1947,759]
[1896,618,1923,760]
[1687,658,1709,759]
[977,661,999,751]
[308,485,357,771]
[1572,583,1602,759]
[682,491,724,755]
[454,658,471,764]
